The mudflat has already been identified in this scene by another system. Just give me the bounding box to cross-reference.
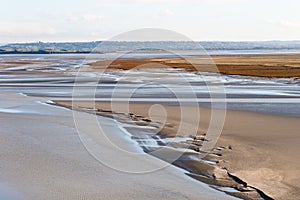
[55,101,300,200]
[0,93,233,200]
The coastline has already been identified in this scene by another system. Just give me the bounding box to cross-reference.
[1,53,300,199]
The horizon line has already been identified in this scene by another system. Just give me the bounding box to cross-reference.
[2,40,300,45]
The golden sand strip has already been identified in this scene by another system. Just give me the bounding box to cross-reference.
[53,101,300,200]
[90,54,300,78]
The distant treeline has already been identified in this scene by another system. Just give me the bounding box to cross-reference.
[1,41,300,54]
[0,49,93,54]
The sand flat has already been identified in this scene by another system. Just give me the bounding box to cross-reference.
[2,53,300,199]
[91,54,300,78]
[0,92,234,200]
[55,101,300,199]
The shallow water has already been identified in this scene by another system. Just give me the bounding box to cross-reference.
[1,53,288,199]
[0,54,299,117]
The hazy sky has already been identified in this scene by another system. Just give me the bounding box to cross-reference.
[1,0,300,43]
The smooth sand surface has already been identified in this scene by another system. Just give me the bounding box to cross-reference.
[56,101,300,199]
[0,93,234,200]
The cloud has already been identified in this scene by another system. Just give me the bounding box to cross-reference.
[94,0,250,7]
[109,0,249,5]
[0,21,59,36]
[269,20,300,28]
[161,9,174,16]
[67,14,104,22]
[152,9,174,19]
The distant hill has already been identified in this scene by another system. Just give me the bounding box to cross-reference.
[1,41,300,54]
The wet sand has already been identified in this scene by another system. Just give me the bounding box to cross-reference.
[55,101,300,200]
[0,92,234,200]
[1,54,300,199]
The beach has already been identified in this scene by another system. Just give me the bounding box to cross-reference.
[1,53,300,199]
[3,0,300,199]
[54,100,300,199]
[0,92,234,200]
[73,54,300,199]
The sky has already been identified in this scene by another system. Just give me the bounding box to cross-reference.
[1,0,300,43]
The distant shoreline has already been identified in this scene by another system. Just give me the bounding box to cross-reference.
[2,50,300,56]
[2,40,300,55]
[0,50,96,55]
